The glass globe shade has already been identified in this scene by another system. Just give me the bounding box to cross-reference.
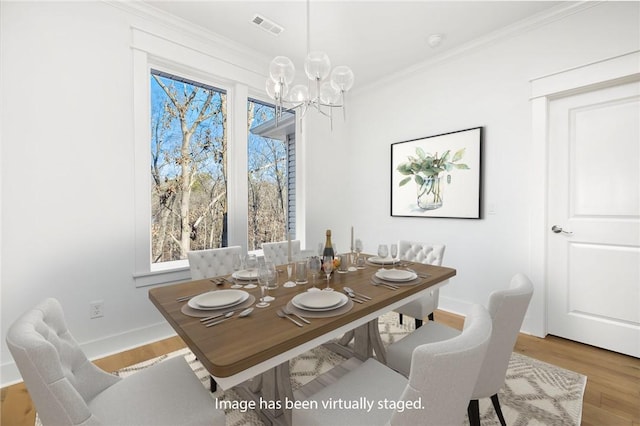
[269,56,295,85]
[330,65,355,92]
[288,84,309,103]
[319,82,340,105]
[266,78,288,100]
[304,51,331,81]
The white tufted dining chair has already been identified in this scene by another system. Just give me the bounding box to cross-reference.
[386,273,534,426]
[6,298,224,426]
[292,304,492,426]
[395,241,446,328]
[187,245,243,392]
[261,240,301,265]
[187,246,242,279]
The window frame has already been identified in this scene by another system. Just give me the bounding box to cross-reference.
[131,26,297,287]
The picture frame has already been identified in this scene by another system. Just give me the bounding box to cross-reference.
[391,127,482,219]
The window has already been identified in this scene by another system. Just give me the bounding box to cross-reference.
[147,72,296,267]
[247,100,291,251]
[132,27,298,286]
[150,70,228,263]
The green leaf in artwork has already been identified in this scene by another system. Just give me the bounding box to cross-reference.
[396,144,469,188]
[452,148,466,162]
[397,164,413,175]
[399,176,411,186]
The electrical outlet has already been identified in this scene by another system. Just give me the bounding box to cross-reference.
[90,300,104,319]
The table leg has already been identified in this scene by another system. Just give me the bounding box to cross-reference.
[369,318,386,364]
[338,329,354,345]
[276,362,293,425]
[353,323,373,360]
[249,373,262,393]
[235,362,293,426]
[325,318,387,363]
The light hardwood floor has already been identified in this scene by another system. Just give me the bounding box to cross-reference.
[2,310,639,426]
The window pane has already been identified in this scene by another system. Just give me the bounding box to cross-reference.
[247,100,289,250]
[150,70,227,263]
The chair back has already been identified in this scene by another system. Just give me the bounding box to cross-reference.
[397,241,446,315]
[473,273,534,398]
[6,298,120,426]
[262,240,301,266]
[390,304,492,425]
[398,240,445,266]
[187,246,242,279]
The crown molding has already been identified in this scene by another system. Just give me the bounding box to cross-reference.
[104,0,271,73]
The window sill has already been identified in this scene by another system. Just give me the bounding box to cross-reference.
[133,266,191,288]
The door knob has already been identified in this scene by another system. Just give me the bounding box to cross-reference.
[551,225,573,235]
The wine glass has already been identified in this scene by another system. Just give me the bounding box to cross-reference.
[322,256,334,290]
[390,244,398,269]
[244,254,258,289]
[355,239,365,269]
[230,253,243,288]
[283,261,296,288]
[263,261,277,302]
[256,263,270,308]
[377,244,389,269]
[308,256,321,290]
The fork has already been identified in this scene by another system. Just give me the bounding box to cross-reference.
[282,306,311,324]
[344,291,364,303]
[276,309,303,327]
[371,280,399,290]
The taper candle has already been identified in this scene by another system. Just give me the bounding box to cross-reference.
[350,226,354,252]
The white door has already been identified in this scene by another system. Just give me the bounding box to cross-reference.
[547,80,640,357]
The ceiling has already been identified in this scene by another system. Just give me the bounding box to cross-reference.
[143,1,565,89]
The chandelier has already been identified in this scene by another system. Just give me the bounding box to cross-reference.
[265,0,354,129]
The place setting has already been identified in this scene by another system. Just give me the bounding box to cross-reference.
[371,268,421,287]
[285,289,354,319]
[180,288,256,319]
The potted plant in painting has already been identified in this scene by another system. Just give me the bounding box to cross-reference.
[396,147,469,210]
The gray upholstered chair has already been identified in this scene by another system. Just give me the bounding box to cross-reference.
[261,239,301,265]
[292,304,492,426]
[386,273,534,426]
[6,298,224,426]
[187,245,242,279]
[395,241,446,328]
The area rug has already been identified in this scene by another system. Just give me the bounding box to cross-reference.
[35,313,586,425]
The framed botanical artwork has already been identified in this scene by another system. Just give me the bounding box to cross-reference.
[391,127,482,219]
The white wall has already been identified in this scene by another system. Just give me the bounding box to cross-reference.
[315,1,639,335]
[1,1,638,387]
[0,1,268,385]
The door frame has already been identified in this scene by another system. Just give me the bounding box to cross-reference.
[528,50,640,337]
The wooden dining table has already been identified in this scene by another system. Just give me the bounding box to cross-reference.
[148,258,456,425]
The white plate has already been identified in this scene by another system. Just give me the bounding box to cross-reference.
[233,269,258,280]
[367,256,395,265]
[189,290,249,310]
[291,292,348,311]
[375,269,417,282]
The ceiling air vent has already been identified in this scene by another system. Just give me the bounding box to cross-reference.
[251,14,284,36]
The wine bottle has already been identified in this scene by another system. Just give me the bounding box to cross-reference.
[323,229,335,259]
